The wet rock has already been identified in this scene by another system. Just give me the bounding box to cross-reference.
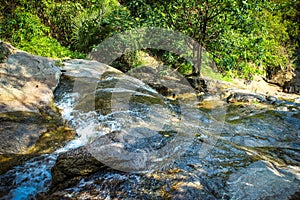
[272,99,300,112]
[42,90,300,200]
[125,66,199,99]
[50,146,107,191]
[226,161,300,199]
[295,97,300,104]
[266,95,278,102]
[0,113,47,154]
[86,127,180,173]
[148,83,172,96]
[276,106,289,112]
[198,94,226,109]
[0,114,75,175]
[60,60,166,116]
[227,92,266,103]
[230,135,274,147]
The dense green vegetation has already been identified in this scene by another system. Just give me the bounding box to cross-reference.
[1,0,299,79]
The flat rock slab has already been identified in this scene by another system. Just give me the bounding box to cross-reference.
[226,160,300,200]
[61,59,121,78]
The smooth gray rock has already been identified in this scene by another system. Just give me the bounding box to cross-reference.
[227,92,266,103]
[0,42,61,112]
[0,43,72,169]
[226,161,300,200]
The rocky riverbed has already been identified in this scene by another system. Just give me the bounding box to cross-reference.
[0,42,299,199]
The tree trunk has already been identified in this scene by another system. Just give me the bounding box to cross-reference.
[192,43,203,76]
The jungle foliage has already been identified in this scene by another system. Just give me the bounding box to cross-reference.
[0,0,299,78]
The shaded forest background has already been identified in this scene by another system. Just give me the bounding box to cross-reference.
[0,0,299,80]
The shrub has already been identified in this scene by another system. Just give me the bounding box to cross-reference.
[0,7,85,58]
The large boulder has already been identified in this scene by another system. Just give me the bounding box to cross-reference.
[59,59,165,115]
[266,65,300,94]
[50,146,106,192]
[0,42,74,174]
[0,42,61,112]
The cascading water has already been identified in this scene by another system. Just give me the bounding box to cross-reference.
[0,89,96,200]
[0,69,206,199]
[1,63,299,199]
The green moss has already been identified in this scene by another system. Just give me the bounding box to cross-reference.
[0,111,45,123]
[25,126,75,155]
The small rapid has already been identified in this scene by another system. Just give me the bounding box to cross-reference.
[1,61,299,199]
[0,66,207,199]
[0,90,93,200]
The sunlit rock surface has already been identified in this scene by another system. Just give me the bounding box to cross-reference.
[45,60,299,199]
[0,42,75,174]
[0,46,299,199]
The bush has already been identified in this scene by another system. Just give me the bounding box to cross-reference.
[71,5,132,53]
[0,7,85,58]
[45,2,84,47]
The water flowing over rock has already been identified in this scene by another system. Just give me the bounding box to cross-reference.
[45,59,299,199]
[54,60,204,174]
[1,45,299,199]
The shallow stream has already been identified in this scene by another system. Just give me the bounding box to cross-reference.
[1,66,299,199]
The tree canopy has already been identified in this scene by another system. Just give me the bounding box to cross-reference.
[0,0,299,79]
